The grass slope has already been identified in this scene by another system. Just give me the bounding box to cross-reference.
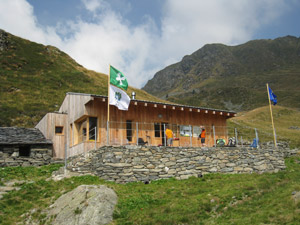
[228,105,300,148]
[1,156,300,224]
[0,30,165,127]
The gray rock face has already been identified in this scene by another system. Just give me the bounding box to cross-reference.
[47,185,117,225]
[292,191,300,204]
[0,29,9,51]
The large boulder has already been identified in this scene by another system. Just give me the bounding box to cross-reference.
[47,185,117,225]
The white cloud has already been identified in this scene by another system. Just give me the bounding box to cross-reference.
[0,0,292,88]
[81,0,108,13]
[60,11,156,87]
[0,0,62,45]
[157,0,289,62]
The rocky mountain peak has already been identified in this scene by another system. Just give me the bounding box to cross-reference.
[142,36,300,111]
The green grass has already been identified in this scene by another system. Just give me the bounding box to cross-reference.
[0,164,62,183]
[0,166,102,225]
[0,30,167,127]
[228,105,300,148]
[1,156,300,224]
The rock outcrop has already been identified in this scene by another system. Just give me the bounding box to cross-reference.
[0,29,9,51]
[46,185,117,225]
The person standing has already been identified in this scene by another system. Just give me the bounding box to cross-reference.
[165,126,174,146]
[198,128,206,146]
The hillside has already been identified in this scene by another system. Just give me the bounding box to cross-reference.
[228,105,300,148]
[0,29,164,127]
[1,157,300,224]
[143,36,300,111]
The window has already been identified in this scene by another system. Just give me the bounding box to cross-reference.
[89,117,98,140]
[55,126,63,134]
[154,123,160,137]
[193,126,202,137]
[126,120,132,141]
[180,125,192,137]
[19,146,31,157]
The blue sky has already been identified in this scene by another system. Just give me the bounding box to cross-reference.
[1,0,300,88]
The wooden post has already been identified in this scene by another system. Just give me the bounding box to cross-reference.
[235,128,238,146]
[107,65,111,145]
[107,65,111,122]
[189,125,192,147]
[163,123,166,147]
[136,122,139,145]
[255,128,259,149]
[266,83,277,148]
[72,123,74,147]
[213,125,216,147]
[86,118,89,142]
[107,121,109,145]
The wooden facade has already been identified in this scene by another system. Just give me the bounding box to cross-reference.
[36,92,236,159]
[35,112,67,158]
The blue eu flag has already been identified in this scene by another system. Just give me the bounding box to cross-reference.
[268,87,277,105]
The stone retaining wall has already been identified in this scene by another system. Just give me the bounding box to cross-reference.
[67,145,299,183]
[0,144,53,167]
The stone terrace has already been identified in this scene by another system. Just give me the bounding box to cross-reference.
[67,144,299,183]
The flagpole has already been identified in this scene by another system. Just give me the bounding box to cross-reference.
[107,65,111,145]
[266,83,277,148]
[107,65,110,122]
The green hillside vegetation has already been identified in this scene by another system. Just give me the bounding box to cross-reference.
[228,106,300,148]
[143,36,300,112]
[1,156,300,224]
[0,29,165,127]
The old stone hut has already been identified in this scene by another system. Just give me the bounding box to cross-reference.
[0,127,53,167]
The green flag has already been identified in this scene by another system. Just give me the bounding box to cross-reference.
[110,65,128,90]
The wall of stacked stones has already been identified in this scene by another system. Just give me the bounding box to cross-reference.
[67,145,299,183]
[0,144,53,167]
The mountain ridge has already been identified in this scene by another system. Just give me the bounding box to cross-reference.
[143,35,300,111]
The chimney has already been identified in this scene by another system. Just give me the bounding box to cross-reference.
[131,92,136,100]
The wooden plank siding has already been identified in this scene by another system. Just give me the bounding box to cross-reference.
[35,112,67,158]
[36,92,235,159]
[71,97,233,147]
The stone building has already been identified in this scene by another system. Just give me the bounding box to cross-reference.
[0,127,53,167]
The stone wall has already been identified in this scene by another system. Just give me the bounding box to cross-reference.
[0,144,53,167]
[67,145,299,183]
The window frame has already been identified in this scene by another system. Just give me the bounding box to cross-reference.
[55,126,64,135]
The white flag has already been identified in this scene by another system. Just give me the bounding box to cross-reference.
[109,85,131,110]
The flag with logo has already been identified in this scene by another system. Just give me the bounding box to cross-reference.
[110,65,128,90]
[268,86,277,105]
[109,66,130,110]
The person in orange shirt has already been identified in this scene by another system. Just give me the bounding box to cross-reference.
[198,128,206,146]
[165,126,174,146]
